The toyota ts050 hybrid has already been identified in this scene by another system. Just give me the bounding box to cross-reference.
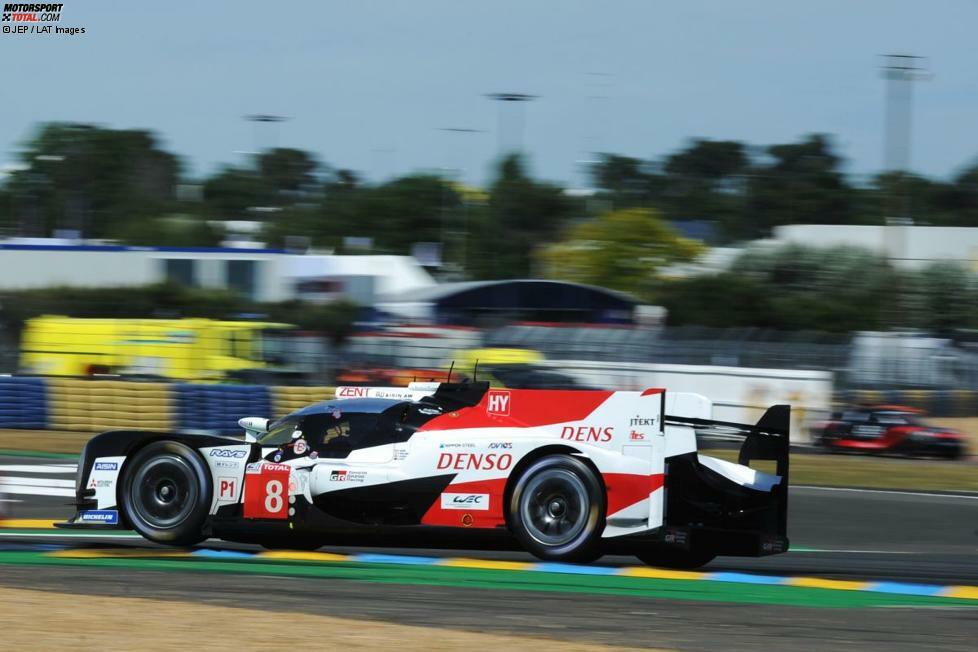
[59,381,790,567]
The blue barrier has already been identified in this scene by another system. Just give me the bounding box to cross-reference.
[174,384,272,435]
[0,377,48,429]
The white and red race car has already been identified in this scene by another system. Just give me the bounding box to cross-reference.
[60,381,790,567]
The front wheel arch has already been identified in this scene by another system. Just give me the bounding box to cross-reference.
[506,452,606,562]
[503,445,603,527]
[119,440,212,546]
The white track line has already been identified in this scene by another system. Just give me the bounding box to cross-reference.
[792,548,919,555]
[0,465,77,474]
[0,532,143,539]
[793,485,978,500]
[0,485,75,497]
[0,477,74,488]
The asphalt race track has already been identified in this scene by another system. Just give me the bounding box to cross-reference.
[2,452,977,651]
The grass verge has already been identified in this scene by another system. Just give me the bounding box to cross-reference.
[702,448,978,492]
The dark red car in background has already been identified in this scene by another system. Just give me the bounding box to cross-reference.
[812,405,967,460]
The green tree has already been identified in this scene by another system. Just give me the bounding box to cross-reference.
[202,166,270,221]
[472,155,577,278]
[900,262,978,333]
[539,208,703,298]
[112,214,221,247]
[660,139,749,238]
[4,123,180,238]
[257,148,319,197]
[745,134,853,236]
[589,153,661,209]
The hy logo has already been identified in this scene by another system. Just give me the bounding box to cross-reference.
[487,390,510,416]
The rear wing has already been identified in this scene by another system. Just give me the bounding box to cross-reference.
[666,405,791,536]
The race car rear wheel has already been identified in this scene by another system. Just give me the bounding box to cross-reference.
[636,545,716,569]
[121,441,211,546]
[508,454,604,562]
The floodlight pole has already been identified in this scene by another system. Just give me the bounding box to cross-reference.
[486,93,537,157]
[880,55,929,218]
[244,114,289,157]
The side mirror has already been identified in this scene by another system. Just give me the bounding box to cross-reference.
[238,416,269,443]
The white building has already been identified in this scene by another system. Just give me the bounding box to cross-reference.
[772,224,978,270]
[0,242,435,303]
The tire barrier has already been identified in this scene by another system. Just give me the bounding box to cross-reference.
[837,389,978,417]
[271,386,335,418]
[174,384,272,435]
[0,377,48,429]
[3,379,978,434]
[47,379,173,432]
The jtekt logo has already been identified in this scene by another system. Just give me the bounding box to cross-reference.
[629,416,656,427]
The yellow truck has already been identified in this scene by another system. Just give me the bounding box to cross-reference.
[20,316,294,382]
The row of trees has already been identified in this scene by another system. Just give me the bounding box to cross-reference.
[1,123,977,334]
[7,124,978,258]
[592,135,978,240]
[659,245,978,333]
[0,123,577,279]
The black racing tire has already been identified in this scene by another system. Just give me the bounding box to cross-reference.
[120,441,211,547]
[636,545,716,569]
[508,454,604,563]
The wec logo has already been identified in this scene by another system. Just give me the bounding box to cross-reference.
[441,493,490,511]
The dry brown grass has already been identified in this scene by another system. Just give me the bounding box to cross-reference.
[0,429,92,455]
[0,586,656,652]
[930,417,978,452]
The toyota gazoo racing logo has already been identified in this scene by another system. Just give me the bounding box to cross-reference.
[441,493,489,511]
[209,448,247,459]
[2,3,63,22]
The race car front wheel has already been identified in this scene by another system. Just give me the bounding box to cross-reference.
[121,441,211,546]
[508,454,604,562]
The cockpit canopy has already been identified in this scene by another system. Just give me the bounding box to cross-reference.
[257,397,441,458]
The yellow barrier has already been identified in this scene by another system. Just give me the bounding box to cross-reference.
[47,379,174,432]
[43,381,335,432]
[271,386,335,418]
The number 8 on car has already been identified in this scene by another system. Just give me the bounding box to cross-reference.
[243,462,291,519]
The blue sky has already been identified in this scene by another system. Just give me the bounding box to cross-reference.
[3,0,976,186]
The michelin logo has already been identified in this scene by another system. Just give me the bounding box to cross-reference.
[78,510,119,525]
